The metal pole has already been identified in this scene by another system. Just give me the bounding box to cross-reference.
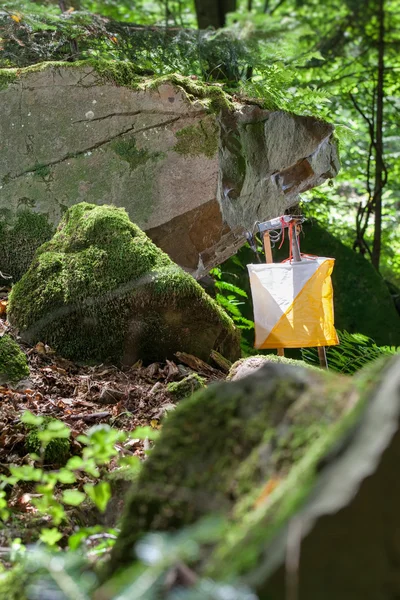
[318,347,328,369]
[291,224,302,263]
[291,224,328,369]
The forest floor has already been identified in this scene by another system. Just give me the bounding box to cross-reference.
[0,287,226,556]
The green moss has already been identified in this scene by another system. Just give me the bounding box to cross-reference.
[9,202,239,364]
[0,210,54,282]
[25,417,70,465]
[0,61,233,114]
[87,59,144,88]
[166,373,206,401]
[112,137,164,169]
[206,363,385,580]
[0,564,28,600]
[0,335,29,383]
[174,118,219,158]
[0,68,18,90]
[148,72,233,112]
[32,163,51,179]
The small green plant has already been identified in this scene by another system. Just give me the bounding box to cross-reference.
[210,266,254,331]
[25,416,71,464]
[0,412,159,548]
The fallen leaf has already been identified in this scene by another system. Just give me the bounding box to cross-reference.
[0,300,7,316]
[34,342,46,355]
[254,478,280,509]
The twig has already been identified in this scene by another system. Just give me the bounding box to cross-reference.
[0,271,12,280]
[175,352,224,379]
[67,411,111,421]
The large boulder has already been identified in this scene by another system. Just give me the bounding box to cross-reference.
[108,354,400,600]
[8,203,240,364]
[0,61,339,280]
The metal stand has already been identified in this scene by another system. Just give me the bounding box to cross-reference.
[318,346,328,369]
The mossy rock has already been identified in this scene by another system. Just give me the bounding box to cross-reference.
[0,335,29,383]
[108,354,400,599]
[108,359,349,574]
[0,564,28,600]
[25,418,70,465]
[8,203,240,365]
[166,373,206,401]
[227,354,318,380]
[0,209,54,282]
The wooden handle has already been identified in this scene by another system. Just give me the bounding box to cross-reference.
[263,232,273,264]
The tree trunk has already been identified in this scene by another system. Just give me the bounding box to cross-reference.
[371,0,385,270]
[194,0,236,29]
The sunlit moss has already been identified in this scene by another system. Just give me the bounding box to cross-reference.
[8,203,239,364]
[0,335,29,383]
[166,373,206,400]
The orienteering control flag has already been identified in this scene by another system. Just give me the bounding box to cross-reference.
[247,257,339,349]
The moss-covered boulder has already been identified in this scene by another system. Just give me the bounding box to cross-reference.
[227,354,316,380]
[0,335,29,383]
[8,203,240,365]
[166,373,206,400]
[108,354,400,600]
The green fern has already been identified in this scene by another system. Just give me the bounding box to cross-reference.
[301,330,398,374]
[210,267,254,334]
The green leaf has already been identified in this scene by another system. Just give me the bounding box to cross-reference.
[56,469,76,484]
[66,456,85,470]
[21,411,44,427]
[38,421,70,443]
[118,456,141,470]
[130,426,160,441]
[62,489,86,506]
[84,482,111,513]
[83,461,100,478]
[39,528,63,547]
[10,465,43,482]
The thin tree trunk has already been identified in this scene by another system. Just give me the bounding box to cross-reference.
[194,0,236,29]
[371,0,385,270]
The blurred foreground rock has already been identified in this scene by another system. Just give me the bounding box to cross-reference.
[109,355,400,600]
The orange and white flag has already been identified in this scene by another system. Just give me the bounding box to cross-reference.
[247,257,339,349]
